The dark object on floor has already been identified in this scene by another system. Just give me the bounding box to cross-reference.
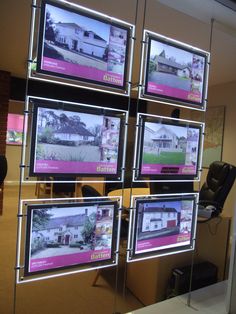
[167,261,218,298]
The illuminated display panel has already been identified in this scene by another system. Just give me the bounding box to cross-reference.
[134,114,203,181]
[29,97,126,179]
[24,200,118,275]
[140,31,209,110]
[36,0,131,92]
[127,194,198,261]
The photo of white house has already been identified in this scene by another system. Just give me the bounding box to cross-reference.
[35,106,120,164]
[142,122,188,165]
[42,3,127,75]
[137,201,181,241]
[30,203,114,259]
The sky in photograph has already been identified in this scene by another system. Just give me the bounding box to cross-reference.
[38,204,98,218]
[46,3,111,42]
[142,200,182,212]
[38,107,120,129]
[150,39,193,65]
[145,122,187,138]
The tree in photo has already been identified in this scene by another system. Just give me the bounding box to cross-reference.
[45,10,57,42]
[81,212,96,249]
[33,209,52,231]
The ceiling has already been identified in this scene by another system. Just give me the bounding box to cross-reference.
[158,0,236,31]
[154,0,236,86]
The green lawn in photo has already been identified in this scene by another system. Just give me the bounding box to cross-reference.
[142,151,185,164]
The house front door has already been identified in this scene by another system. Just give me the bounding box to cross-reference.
[167,220,176,228]
[65,235,70,245]
[58,235,62,243]
[72,40,78,51]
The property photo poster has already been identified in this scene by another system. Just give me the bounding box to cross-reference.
[6,114,24,145]
[31,105,121,176]
[146,36,207,106]
[134,199,194,255]
[141,121,200,176]
[38,1,129,89]
[26,202,116,274]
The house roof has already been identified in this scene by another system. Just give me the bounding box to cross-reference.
[55,124,94,137]
[33,214,87,231]
[155,55,190,71]
[151,126,176,140]
[56,22,84,31]
[143,207,177,213]
[55,23,106,42]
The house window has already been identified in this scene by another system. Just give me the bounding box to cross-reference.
[84,31,89,37]
[74,235,78,239]
[83,136,88,140]
[145,224,149,230]
[46,237,49,241]
[74,226,78,230]
[59,227,63,231]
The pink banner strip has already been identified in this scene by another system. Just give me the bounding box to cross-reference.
[147,82,201,103]
[42,57,124,86]
[30,248,111,272]
[35,160,117,175]
[136,233,190,253]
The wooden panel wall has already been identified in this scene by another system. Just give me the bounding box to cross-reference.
[0,70,10,215]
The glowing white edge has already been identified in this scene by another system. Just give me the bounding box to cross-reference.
[139,29,210,112]
[30,0,135,97]
[27,0,37,78]
[139,94,206,112]
[120,112,129,182]
[198,123,205,181]
[17,262,116,284]
[29,74,129,97]
[57,0,133,27]
[22,96,128,184]
[16,195,122,283]
[204,53,211,110]
[138,31,147,100]
[132,114,140,182]
[127,25,136,95]
[126,193,199,262]
[133,113,205,182]
[127,247,194,263]
[15,200,24,284]
[144,29,210,55]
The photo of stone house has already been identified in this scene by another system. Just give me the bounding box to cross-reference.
[30,204,114,259]
[152,53,191,79]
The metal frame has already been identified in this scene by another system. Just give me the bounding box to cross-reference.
[126,192,199,263]
[15,195,122,283]
[21,95,128,184]
[28,0,135,97]
[138,29,210,112]
[132,113,205,182]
